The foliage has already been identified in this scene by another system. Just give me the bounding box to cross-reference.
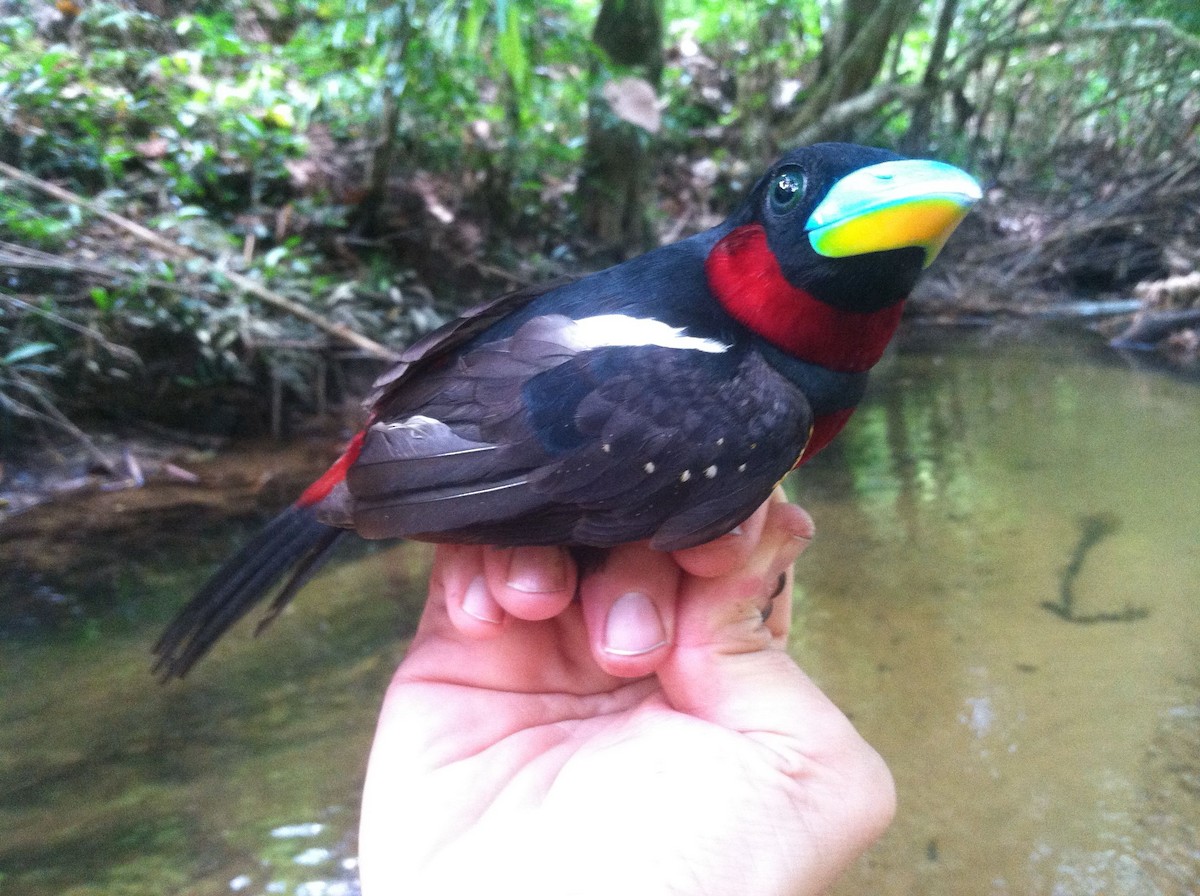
[0,326,60,429]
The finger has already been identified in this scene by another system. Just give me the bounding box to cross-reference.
[659,497,819,728]
[670,496,772,579]
[655,496,898,879]
[436,544,510,639]
[748,500,814,647]
[578,543,680,679]
[675,497,812,646]
[482,545,577,621]
[661,522,897,865]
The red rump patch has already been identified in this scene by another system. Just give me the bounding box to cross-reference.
[705,225,904,374]
[298,428,367,507]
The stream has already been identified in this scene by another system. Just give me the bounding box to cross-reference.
[1,326,1197,895]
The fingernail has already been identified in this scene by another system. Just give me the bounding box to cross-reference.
[604,592,668,656]
[507,548,568,593]
[728,525,745,536]
[783,505,816,541]
[462,575,503,624]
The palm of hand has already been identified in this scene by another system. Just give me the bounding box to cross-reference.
[360,499,894,896]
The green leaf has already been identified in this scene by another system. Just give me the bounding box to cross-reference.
[458,0,488,53]
[495,3,529,93]
[2,342,56,366]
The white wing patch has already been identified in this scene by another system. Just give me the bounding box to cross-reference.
[380,415,497,458]
[383,414,442,434]
[566,314,728,354]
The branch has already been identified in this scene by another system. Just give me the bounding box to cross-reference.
[1112,308,1200,348]
[993,18,1200,53]
[791,0,920,135]
[791,82,925,145]
[0,378,117,473]
[0,240,117,278]
[0,161,402,362]
[949,17,1200,86]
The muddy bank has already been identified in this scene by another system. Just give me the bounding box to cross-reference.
[902,153,1200,365]
[0,431,343,629]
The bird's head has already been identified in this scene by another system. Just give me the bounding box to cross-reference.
[707,142,981,371]
[745,142,981,310]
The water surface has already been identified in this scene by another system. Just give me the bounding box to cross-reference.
[803,329,1199,895]
[1,327,1197,895]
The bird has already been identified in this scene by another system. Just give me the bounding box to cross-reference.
[154,142,981,679]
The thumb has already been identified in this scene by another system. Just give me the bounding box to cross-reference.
[657,500,872,761]
[660,577,898,894]
[657,499,897,867]
[657,499,820,736]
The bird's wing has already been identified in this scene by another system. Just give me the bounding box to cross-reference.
[364,277,575,407]
[346,313,812,550]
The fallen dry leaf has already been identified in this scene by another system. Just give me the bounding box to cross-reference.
[602,77,661,134]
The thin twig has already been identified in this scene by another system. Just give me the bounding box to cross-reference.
[0,241,116,277]
[0,384,117,474]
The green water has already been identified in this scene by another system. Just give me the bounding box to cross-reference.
[2,328,1197,895]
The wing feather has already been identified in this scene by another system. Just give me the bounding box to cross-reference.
[366,278,574,408]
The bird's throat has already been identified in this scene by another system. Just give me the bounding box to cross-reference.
[705,225,904,374]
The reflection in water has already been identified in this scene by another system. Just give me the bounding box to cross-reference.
[1043,512,1149,624]
[0,328,1197,895]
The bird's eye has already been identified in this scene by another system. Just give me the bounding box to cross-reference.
[769,167,806,214]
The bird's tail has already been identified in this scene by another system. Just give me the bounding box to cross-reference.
[153,504,345,680]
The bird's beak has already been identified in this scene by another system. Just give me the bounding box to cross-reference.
[806,160,982,268]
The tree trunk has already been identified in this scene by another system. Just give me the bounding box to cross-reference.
[578,0,664,256]
[790,0,919,142]
[355,8,412,238]
[902,0,960,153]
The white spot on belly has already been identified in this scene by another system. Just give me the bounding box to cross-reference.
[680,469,691,482]
[566,314,729,353]
[644,461,656,474]
[704,465,717,478]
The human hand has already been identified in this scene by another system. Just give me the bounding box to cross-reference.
[359,492,895,895]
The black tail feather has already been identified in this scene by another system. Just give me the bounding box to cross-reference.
[154,505,344,680]
[253,526,346,636]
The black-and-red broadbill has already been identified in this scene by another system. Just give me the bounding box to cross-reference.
[155,142,980,678]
